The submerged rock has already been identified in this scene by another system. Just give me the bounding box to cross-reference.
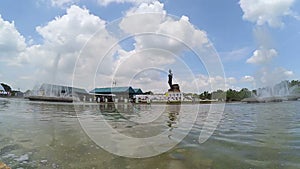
[52,163,59,168]
[40,160,48,164]
[169,153,185,160]
[2,154,17,159]
[0,144,21,155]
[15,154,29,162]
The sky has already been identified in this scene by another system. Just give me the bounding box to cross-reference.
[0,0,300,93]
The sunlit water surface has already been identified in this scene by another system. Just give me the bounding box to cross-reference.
[0,98,299,169]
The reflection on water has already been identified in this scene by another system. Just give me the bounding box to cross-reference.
[0,98,299,168]
[98,103,181,133]
[166,104,180,129]
[87,103,181,138]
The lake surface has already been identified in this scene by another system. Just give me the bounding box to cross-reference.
[0,98,299,169]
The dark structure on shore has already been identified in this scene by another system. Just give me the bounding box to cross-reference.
[168,69,180,92]
[0,83,10,96]
[90,86,143,103]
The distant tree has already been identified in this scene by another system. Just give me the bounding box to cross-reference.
[199,91,211,100]
[226,89,243,102]
[290,80,300,87]
[226,89,233,101]
[238,88,252,99]
[252,90,257,96]
[211,90,226,101]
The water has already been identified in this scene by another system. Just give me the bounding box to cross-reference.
[0,98,300,169]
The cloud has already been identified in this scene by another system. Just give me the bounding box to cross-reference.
[35,5,118,88]
[109,1,215,92]
[1,5,119,90]
[0,15,26,60]
[227,77,237,84]
[97,0,156,6]
[246,48,277,64]
[110,48,182,93]
[254,67,293,87]
[125,0,165,14]
[36,5,106,49]
[240,2,295,88]
[120,1,209,52]
[241,75,255,83]
[119,1,166,34]
[187,75,238,92]
[1,2,224,93]
[50,0,157,8]
[239,0,296,27]
[221,47,250,62]
[50,0,78,7]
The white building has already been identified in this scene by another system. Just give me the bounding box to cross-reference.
[135,91,184,103]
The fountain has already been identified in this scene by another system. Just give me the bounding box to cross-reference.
[242,81,300,103]
[27,83,74,103]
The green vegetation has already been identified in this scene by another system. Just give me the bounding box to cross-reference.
[289,80,300,88]
[197,88,252,102]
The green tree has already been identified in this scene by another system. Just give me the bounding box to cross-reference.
[199,91,211,100]
[238,88,252,99]
[211,90,226,101]
[290,80,300,87]
[226,89,241,102]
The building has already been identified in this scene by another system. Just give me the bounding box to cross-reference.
[0,84,9,96]
[11,90,24,98]
[135,92,184,103]
[90,86,143,103]
[133,88,143,95]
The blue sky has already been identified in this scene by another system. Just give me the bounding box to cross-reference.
[0,0,300,92]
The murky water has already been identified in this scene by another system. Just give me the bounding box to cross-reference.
[0,98,299,168]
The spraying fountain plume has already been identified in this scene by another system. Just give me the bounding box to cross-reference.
[242,81,300,103]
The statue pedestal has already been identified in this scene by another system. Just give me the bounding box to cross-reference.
[166,84,182,103]
[168,84,180,92]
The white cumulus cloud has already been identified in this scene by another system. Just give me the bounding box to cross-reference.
[241,75,255,83]
[0,2,225,93]
[188,75,238,92]
[51,0,78,7]
[111,1,216,93]
[4,5,119,90]
[120,1,209,53]
[239,0,296,27]
[0,15,26,60]
[97,0,156,6]
[255,67,293,87]
[246,48,277,64]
